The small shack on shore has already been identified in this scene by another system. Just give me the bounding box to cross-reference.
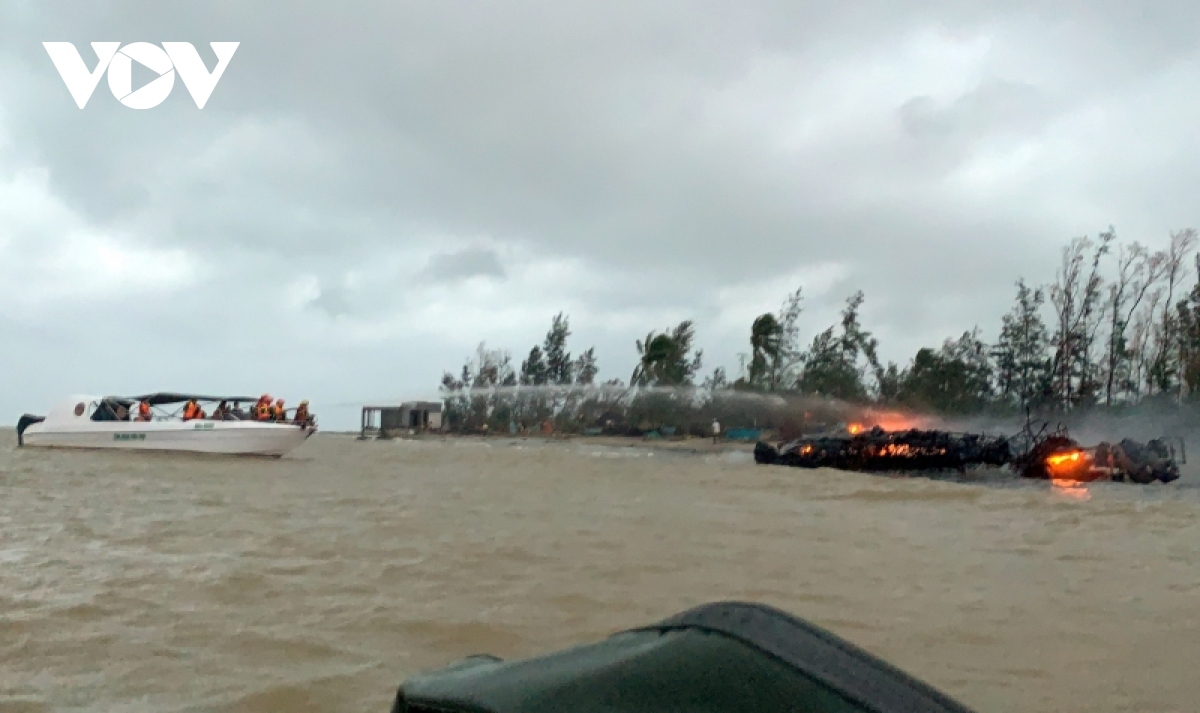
[360,401,444,439]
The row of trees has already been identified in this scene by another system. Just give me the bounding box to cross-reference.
[726,227,1200,416]
[439,312,603,393]
[439,227,1200,433]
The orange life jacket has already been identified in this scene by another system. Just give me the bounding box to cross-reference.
[138,402,151,420]
[255,402,271,420]
[183,401,200,420]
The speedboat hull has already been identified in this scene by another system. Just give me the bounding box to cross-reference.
[20,420,315,457]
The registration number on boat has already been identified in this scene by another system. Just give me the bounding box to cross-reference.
[193,423,214,430]
[114,433,146,441]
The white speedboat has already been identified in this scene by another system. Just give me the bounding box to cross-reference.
[16,393,316,457]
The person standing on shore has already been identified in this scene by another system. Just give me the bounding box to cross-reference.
[711,418,720,444]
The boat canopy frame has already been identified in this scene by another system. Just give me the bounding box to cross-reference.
[121,393,261,406]
[86,394,262,422]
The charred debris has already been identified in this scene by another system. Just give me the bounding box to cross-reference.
[753,422,1185,484]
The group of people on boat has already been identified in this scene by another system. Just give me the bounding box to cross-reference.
[135,394,313,426]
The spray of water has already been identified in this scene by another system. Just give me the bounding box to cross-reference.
[330,383,944,437]
[331,383,1200,437]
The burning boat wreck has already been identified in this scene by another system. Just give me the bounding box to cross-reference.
[753,423,1184,484]
[1009,427,1184,484]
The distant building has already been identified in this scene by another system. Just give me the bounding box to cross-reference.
[360,401,444,439]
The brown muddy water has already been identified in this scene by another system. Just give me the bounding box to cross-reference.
[2,434,1200,713]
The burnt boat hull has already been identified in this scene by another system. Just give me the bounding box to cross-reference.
[755,427,1182,484]
[754,428,1012,473]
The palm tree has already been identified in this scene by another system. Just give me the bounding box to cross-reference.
[631,320,703,386]
[748,313,783,388]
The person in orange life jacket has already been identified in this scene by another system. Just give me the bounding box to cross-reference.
[136,401,152,422]
[254,395,272,421]
[272,399,286,421]
[183,399,206,421]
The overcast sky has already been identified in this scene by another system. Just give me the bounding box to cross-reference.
[3,2,1200,429]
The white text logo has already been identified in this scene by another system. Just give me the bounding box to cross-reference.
[43,41,239,109]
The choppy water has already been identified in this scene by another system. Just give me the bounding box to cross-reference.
[2,434,1200,712]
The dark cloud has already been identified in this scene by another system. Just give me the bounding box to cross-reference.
[899,80,1048,140]
[308,282,354,318]
[2,2,1200,427]
[423,247,505,283]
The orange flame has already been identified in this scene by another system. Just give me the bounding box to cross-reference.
[875,443,946,457]
[1045,450,1082,467]
[1045,449,1087,479]
[852,411,927,433]
[847,423,863,434]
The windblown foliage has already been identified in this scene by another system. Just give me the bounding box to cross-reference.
[437,226,1200,435]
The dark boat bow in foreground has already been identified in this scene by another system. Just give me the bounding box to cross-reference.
[392,600,977,713]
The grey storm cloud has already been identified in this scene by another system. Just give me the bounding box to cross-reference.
[423,247,506,283]
[898,80,1050,140]
[3,1,1200,427]
[308,283,354,318]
